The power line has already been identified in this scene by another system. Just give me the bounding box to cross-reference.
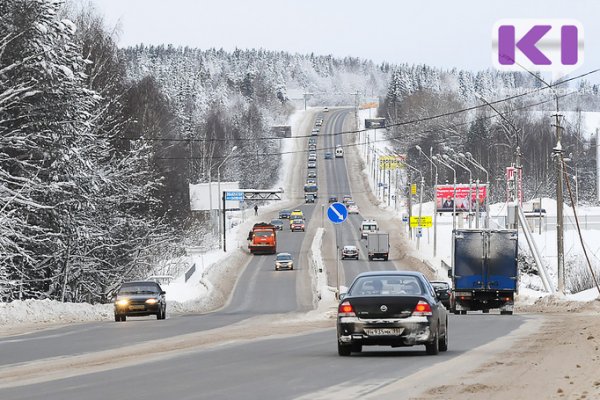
[153,90,580,160]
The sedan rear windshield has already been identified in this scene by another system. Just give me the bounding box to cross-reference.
[349,276,423,296]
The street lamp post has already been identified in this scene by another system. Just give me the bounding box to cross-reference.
[404,162,424,249]
[433,155,457,231]
[217,146,238,250]
[443,153,473,228]
[462,152,490,228]
[416,145,438,257]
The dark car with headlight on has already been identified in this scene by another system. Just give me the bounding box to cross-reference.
[114,281,167,322]
[337,271,448,356]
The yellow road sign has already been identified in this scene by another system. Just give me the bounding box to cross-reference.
[410,216,432,228]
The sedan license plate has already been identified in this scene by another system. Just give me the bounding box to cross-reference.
[364,328,404,336]
[129,305,145,311]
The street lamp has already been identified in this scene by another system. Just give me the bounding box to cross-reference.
[416,145,438,257]
[404,161,425,250]
[433,155,457,231]
[462,152,490,228]
[443,153,473,228]
[217,146,238,250]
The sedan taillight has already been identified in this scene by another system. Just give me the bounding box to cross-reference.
[413,300,433,316]
[338,301,355,317]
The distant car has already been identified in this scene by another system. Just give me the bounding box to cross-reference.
[430,280,453,310]
[347,204,359,214]
[308,138,317,145]
[311,129,319,136]
[341,245,359,260]
[290,209,304,220]
[307,170,317,178]
[342,195,353,204]
[279,209,292,219]
[114,281,167,322]
[308,144,317,151]
[305,194,316,203]
[275,252,294,271]
[306,178,317,185]
[290,219,305,232]
[270,219,284,231]
[308,160,317,168]
[308,152,317,161]
[328,196,338,203]
[337,271,449,356]
[324,107,329,112]
[324,152,333,159]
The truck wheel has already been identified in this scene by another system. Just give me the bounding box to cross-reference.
[500,310,513,315]
[351,343,362,353]
[383,255,388,261]
[460,310,467,315]
[482,309,490,314]
[368,255,373,261]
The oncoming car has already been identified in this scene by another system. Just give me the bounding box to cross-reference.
[290,219,305,232]
[270,218,284,231]
[275,252,294,271]
[114,281,167,322]
[279,209,292,219]
[336,271,448,356]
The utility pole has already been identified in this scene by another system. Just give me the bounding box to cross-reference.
[553,113,565,294]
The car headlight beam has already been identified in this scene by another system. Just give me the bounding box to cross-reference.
[145,298,159,305]
[116,299,129,307]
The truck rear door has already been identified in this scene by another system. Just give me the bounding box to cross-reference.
[454,230,485,289]
[485,230,518,290]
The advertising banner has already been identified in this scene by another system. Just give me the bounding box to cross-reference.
[435,184,487,212]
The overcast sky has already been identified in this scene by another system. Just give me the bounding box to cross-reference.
[86,0,599,79]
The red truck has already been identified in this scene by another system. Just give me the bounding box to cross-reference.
[247,223,277,254]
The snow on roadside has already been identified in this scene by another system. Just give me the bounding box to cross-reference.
[0,299,111,325]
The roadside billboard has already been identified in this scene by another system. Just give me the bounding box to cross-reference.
[435,184,487,212]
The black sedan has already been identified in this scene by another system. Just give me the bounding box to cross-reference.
[114,281,167,321]
[337,271,448,356]
[430,280,453,310]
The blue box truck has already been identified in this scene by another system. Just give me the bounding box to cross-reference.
[449,229,518,315]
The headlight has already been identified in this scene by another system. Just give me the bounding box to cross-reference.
[145,298,159,305]
[115,298,129,307]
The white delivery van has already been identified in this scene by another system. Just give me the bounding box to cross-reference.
[360,220,379,239]
[335,146,344,158]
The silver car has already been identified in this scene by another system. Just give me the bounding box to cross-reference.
[275,252,294,271]
[341,245,359,260]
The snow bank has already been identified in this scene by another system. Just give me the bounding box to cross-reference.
[0,299,111,325]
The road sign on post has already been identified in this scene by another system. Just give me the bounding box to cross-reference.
[327,202,348,224]
[410,216,433,228]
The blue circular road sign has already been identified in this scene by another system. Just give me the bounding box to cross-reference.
[327,202,348,224]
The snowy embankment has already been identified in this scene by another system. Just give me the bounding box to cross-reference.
[0,108,337,326]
